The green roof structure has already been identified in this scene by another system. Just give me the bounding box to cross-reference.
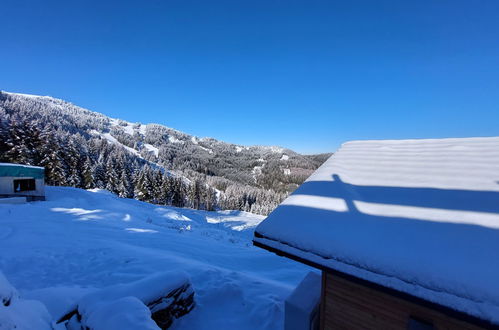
[0,163,45,179]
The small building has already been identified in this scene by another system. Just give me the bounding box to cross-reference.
[253,137,499,330]
[0,163,45,201]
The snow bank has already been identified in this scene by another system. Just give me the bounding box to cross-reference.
[0,271,52,330]
[76,271,194,329]
[84,296,159,330]
[78,271,191,316]
[25,286,94,321]
[0,272,16,307]
[284,271,321,330]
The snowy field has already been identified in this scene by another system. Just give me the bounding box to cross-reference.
[0,187,312,329]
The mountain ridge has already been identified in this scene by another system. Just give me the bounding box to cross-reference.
[0,90,330,214]
[2,91,298,153]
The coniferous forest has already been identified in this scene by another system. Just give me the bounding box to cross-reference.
[0,91,330,214]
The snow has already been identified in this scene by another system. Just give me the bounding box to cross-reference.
[198,145,213,154]
[109,118,120,127]
[0,271,52,330]
[101,132,141,156]
[0,272,17,306]
[109,118,135,136]
[280,154,289,161]
[84,296,159,330]
[254,136,499,324]
[101,132,120,145]
[89,131,184,180]
[0,163,44,170]
[0,186,310,329]
[252,165,263,182]
[24,286,94,321]
[78,271,191,329]
[284,271,321,330]
[285,271,320,317]
[126,227,159,233]
[144,144,159,157]
[283,169,291,176]
[2,91,46,99]
[139,124,147,136]
[78,271,190,311]
[168,136,182,144]
[205,210,264,232]
[235,146,243,153]
[259,146,284,153]
[123,124,135,136]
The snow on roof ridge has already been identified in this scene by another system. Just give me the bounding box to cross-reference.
[341,136,499,146]
[0,162,44,169]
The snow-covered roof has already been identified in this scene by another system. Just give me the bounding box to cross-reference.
[254,137,499,325]
[0,163,45,179]
[0,163,44,170]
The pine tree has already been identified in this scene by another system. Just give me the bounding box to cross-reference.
[171,178,185,207]
[64,137,83,187]
[134,167,154,202]
[81,157,95,189]
[204,186,217,211]
[0,119,10,161]
[158,174,171,205]
[105,157,119,193]
[117,165,133,198]
[4,121,34,164]
[142,167,155,202]
[189,179,203,209]
[151,170,163,204]
[133,170,146,200]
[93,162,106,189]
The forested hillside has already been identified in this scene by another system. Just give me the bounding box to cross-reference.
[0,91,330,214]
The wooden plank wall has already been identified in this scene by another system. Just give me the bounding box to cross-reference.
[321,271,486,330]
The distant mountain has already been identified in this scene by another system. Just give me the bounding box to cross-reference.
[0,91,330,214]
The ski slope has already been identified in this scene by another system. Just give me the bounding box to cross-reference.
[0,187,311,329]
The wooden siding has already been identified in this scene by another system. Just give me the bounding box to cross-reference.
[322,271,487,330]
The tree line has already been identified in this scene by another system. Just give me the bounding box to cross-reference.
[0,92,328,214]
[0,119,284,214]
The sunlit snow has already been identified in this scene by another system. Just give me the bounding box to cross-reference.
[0,186,311,329]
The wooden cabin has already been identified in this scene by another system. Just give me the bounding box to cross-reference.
[0,163,45,201]
[253,137,499,330]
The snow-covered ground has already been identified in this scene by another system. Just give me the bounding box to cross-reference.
[0,187,311,329]
[144,143,159,157]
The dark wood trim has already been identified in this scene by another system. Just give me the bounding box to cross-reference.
[320,271,326,330]
[253,237,499,330]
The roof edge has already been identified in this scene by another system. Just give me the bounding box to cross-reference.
[253,234,499,329]
[340,135,499,147]
[0,163,45,170]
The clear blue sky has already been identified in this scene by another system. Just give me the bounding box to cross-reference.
[1,1,498,154]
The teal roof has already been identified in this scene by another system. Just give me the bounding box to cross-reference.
[0,163,45,179]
